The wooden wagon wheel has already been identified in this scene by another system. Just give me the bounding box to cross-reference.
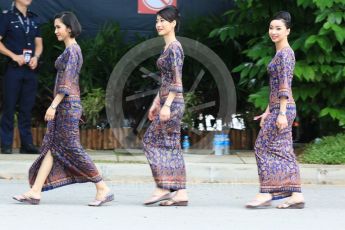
[106,36,236,153]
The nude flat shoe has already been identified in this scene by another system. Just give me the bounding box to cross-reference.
[276,201,305,209]
[88,193,114,207]
[159,198,189,206]
[13,194,40,205]
[143,193,172,206]
[245,199,272,209]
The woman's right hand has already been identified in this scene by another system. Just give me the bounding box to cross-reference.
[45,107,56,121]
[148,104,159,121]
[254,112,270,128]
[260,113,268,127]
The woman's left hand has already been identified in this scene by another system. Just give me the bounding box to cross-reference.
[45,107,56,121]
[159,105,171,122]
[276,114,288,130]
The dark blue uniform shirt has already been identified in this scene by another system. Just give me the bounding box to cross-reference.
[0,7,41,55]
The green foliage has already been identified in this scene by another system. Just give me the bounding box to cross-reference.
[248,86,269,110]
[301,133,345,164]
[81,88,106,127]
[182,92,201,128]
[320,107,345,127]
[211,0,345,135]
[79,24,130,93]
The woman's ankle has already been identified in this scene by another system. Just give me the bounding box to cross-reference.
[30,187,41,194]
[156,188,170,194]
[175,189,188,198]
[26,188,41,198]
[291,192,304,200]
[257,193,272,200]
[97,186,109,193]
[95,181,109,191]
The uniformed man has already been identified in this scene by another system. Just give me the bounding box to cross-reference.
[0,0,43,154]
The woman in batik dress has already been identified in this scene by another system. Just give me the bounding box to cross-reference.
[13,12,113,206]
[246,11,305,209]
[143,6,188,206]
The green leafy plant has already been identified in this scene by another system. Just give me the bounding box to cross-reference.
[81,88,106,127]
[319,108,345,127]
[182,91,202,129]
[79,23,130,94]
[301,133,345,164]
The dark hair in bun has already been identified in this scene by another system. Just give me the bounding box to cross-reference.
[157,5,181,32]
[271,11,292,29]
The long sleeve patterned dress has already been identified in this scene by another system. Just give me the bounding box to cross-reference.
[254,47,302,200]
[29,44,102,191]
[143,41,186,191]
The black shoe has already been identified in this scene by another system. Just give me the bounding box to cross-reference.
[20,144,39,154]
[1,145,12,154]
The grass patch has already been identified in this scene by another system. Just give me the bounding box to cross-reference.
[301,133,345,164]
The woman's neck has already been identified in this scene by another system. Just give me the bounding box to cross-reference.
[15,2,28,16]
[275,39,290,52]
[64,38,77,48]
[164,32,177,47]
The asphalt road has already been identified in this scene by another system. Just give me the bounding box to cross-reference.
[1,180,345,230]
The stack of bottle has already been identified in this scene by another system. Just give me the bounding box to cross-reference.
[213,133,231,156]
[182,135,190,153]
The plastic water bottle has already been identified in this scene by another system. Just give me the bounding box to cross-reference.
[182,135,190,153]
[223,133,230,155]
[213,134,223,156]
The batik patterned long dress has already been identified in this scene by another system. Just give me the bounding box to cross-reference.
[143,41,186,191]
[254,46,301,200]
[28,44,102,191]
